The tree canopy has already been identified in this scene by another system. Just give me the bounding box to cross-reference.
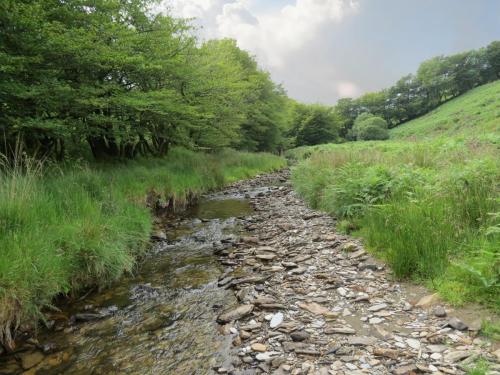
[0,0,290,160]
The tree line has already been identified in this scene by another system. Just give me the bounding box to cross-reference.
[0,0,290,160]
[1,0,499,158]
[288,40,500,146]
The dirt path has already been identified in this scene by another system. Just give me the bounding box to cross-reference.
[215,170,499,375]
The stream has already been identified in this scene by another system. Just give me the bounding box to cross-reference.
[0,187,266,375]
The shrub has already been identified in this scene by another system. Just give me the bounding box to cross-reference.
[353,113,390,141]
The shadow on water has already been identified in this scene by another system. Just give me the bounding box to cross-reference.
[1,197,254,375]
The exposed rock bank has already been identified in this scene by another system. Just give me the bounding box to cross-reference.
[213,170,499,375]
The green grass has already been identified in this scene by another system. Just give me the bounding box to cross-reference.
[466,358,491,375]
[288,82,500,311]
[390,80,500,141]
[0,147,284,348]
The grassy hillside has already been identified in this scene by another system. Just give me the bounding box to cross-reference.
[288,83,500,312]
[390,80,500,142]
[0,148,285,348]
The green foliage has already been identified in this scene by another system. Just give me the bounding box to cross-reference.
[0,148,285,347]
[352,113,389,141]
[0,2,289,160]
[480,320,500,341]
[465,358,491,375]
[288,103,340,147]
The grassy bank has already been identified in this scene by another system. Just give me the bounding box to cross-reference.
[0,148,285,347]
[288,82,500,311]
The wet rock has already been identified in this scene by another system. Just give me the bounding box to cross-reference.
[20,351,45,370]
[446,317,468,331]
[217,304,254,324]
[152,230,167,240]
[41,343,57,354]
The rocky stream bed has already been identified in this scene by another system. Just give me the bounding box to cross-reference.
[1,170,499,374]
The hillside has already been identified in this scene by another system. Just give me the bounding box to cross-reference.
[288,82,500,313]
[390,80,500,141]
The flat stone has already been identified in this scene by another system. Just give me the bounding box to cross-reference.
[430,353,442,360]
[406,338,421,350]
[325,326,356,335]
[217,304,254,324]
[349,249,366,259]
[347,336,377,346]
[444,350,471,363]
[298,302,337,317]
[369,317,383,324]
[270,312,284,328]
[256,253,276,261]
[251,343,267,352]
[368,303,388,312]
[447,317,468,331]
[373,347,399,359]
[290,267,307,275]
[427,345,448,353]
[255,352,272,362]
[415,293,440,308]
[393,364,417,375]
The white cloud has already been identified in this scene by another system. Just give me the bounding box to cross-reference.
[216,0,358,68]
[166,0,358,68]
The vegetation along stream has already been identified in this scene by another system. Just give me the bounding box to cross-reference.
[0,190,263,374]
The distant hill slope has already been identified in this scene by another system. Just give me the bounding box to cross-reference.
[390,80,500,141]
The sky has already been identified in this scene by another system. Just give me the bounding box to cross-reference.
[162,0,500,104]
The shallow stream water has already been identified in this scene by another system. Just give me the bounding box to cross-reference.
[9,196,254,374]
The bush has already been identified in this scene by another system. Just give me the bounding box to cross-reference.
[353,113,389,141]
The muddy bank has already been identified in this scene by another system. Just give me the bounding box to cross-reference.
[1,170,498,374]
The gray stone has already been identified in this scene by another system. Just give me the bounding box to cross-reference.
[447,317,468,331]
